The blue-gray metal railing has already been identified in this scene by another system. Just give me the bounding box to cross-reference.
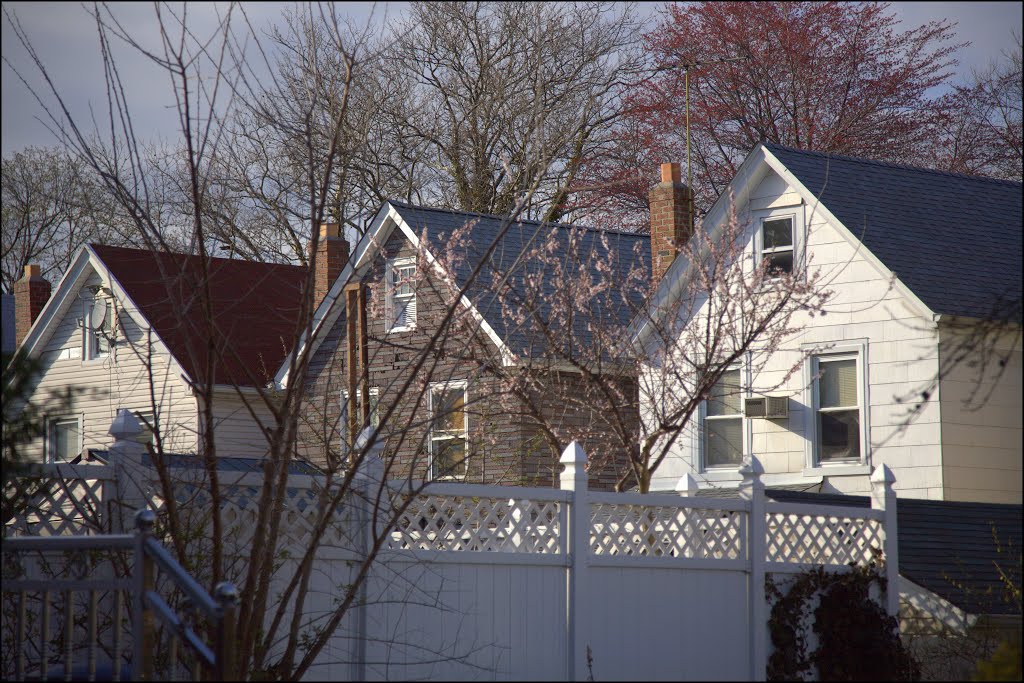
[2,508,237,681]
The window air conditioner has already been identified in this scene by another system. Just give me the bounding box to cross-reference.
[743,396,789,419]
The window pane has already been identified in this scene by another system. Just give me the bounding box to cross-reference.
[394,264,415,296]
[763,218,793,249]
[433,388,465,433]
[766,250,793,276]
[706,417,743,468]
[53,420,79,462]
[393,297,411,328]
[432,437,465,478]
[818,409,860,461]
[707,369,742,416]
[820,359,857,408]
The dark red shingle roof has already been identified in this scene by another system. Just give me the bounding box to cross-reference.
[90,244,307,387]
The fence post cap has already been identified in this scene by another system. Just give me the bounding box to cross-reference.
[134,508,156,532]
[213,581,240,606]
[559,441,587,466]
[737,454,765,478]
[109,408,143,441]
[870,463,896,485]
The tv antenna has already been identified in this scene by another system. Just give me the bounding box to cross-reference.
[662,54,751,191]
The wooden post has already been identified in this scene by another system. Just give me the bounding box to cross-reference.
[738,455,766,682]
[871,464,900,617]
[213,582,239,680]
[345,285,360,450]
[133,508,157,682]
[559,441,589,681]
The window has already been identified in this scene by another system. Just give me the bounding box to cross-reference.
[85,300,113,360]
[813,355,862,463]
[760,217,794,277]
[133,411,156,446]
[49,417,81,463]
[429,382,468,479]
[703,369,744,469]
[385,257,417,332]
[342,387,380,433]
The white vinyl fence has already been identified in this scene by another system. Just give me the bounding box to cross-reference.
[3,413,899,681]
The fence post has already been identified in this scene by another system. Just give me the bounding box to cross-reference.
[675,473,699,497]
[870,464,899,618]
[738,455,766,682]
[108,410,147,534]
[559,441,589,682]
[351,426,385,683]
[133,508,157,682]
[213,582,240,680]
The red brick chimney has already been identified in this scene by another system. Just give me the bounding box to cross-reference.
[309,223,349,306]
[14,264,51,348]
[649,162,694,285]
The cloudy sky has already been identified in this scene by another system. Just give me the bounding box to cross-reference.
[2,1,1021,155]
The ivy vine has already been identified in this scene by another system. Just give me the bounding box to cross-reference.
[766,563,920,681]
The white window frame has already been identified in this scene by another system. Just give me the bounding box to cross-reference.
[48,416,82,463]
[428,380,469,480]
[698,361,749,474]
[341,387,381,433]
[385,256,417,333]
[752,205,805,282]
[803,340,871,470]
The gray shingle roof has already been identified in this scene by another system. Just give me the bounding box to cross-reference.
[765,144,1023,321]
[389,202,651,357]
[767,489,1023,616]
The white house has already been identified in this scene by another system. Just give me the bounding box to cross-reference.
[11,244,309,462]
[639,143,1022,503]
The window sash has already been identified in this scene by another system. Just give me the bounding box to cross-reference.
[813,354,862,464]
[50,418,80,463]
[761,217,795,276]
[429,383,468,479]
[703,368,744,470]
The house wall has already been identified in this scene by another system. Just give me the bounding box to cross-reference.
[647,168,948,499]
[299,224,636,487]
[204,388,278,460]
[21,269,199,461]
[939,325,1023,504]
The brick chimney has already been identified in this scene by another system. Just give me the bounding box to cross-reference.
[649,162,694,285]
[14,264,51,348]
[309,223,349,306]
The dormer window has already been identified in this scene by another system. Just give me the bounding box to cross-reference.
[385,257,417,332]
[760,217,794,277]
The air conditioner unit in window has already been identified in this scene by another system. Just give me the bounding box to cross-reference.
[743,396,789,419]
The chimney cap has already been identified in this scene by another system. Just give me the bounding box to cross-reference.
[660,163,682,185]
[23,264,41,279]
[320,223,340,239]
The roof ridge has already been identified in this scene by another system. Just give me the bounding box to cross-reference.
[88,243,306,271]
[386,199,648,238]
[763,142,1023,187]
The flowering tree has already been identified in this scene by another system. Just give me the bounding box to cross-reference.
[573,1,963,229]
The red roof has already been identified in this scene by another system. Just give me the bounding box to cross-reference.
[90,244,308,387]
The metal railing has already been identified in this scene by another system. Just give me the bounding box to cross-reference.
[2,509,237,681]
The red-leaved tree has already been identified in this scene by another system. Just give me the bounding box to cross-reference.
[574,1,963,230]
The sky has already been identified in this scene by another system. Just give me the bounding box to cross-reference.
[2,1,1022,155]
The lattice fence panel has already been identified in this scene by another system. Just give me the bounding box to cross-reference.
[589,503,745,560]
[765,511,883,566]
[4,476,111,537]
[389,495,563,553]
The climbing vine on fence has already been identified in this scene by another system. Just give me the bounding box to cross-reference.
[766,563,920,681]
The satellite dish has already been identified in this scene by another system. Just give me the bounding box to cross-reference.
[90,299,108,329]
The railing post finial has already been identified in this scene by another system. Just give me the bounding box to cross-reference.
[559,441,588,491]
[134,508,156,534]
